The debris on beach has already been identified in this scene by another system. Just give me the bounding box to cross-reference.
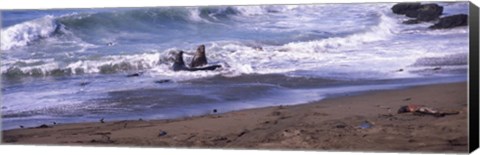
[19,125,24,128]
[359,121,374,129]
[447,136,468,146]
[35,124,50,129]
[158,130,168,137]
[397,104,459,117]
[238,129,249,137]
[335,124,347,129]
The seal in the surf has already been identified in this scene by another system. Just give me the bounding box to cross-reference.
[190,44,208,68]
[172,51,221,71]
[172,51,190,71]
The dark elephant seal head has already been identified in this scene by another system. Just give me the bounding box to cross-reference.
[190,44,208,68]
[172,51,188,71]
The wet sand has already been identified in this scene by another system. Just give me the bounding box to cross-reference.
[2,82,468,153]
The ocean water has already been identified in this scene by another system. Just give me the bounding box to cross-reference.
[1,2,469,130]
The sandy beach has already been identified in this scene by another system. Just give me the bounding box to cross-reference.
[2,82,468,153]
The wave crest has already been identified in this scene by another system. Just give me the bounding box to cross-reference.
[1,15,60,51]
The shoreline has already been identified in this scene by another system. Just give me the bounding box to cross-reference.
[2,82,468,153]
[1,75,466,131]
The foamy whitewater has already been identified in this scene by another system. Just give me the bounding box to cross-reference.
[1,3,469,129]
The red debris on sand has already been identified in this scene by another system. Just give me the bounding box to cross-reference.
[397,104,458,117]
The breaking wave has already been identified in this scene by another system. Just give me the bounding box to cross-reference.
[1,15,60,50]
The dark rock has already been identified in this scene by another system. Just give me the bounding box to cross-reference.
[405,10,420,18]
[154,79,172,84]
[415,4,443,21]
[429,14,468,29]
[391,3,422,14]
[213,109,218,113]
[394,3,443,22]
[100,118,105,123]
[20,125,24,128]
[433,67,441,70]
[407,4,443,21]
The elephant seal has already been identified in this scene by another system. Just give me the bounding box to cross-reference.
[190,45,208,68]
[172,51,221,71]
[172,51,190,71]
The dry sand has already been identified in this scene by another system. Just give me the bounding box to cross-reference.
[2,82,468,153]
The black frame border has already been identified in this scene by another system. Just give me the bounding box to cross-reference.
[469,1,479,153]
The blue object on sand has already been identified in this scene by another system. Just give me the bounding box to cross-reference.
[359,121,373,129]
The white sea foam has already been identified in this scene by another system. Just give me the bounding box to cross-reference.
[1,3,468,80]
[1,15,58,51]
[1,52,164,76]
[282,11,398,53]
[66,52,163,74]
[2,88,84,116]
